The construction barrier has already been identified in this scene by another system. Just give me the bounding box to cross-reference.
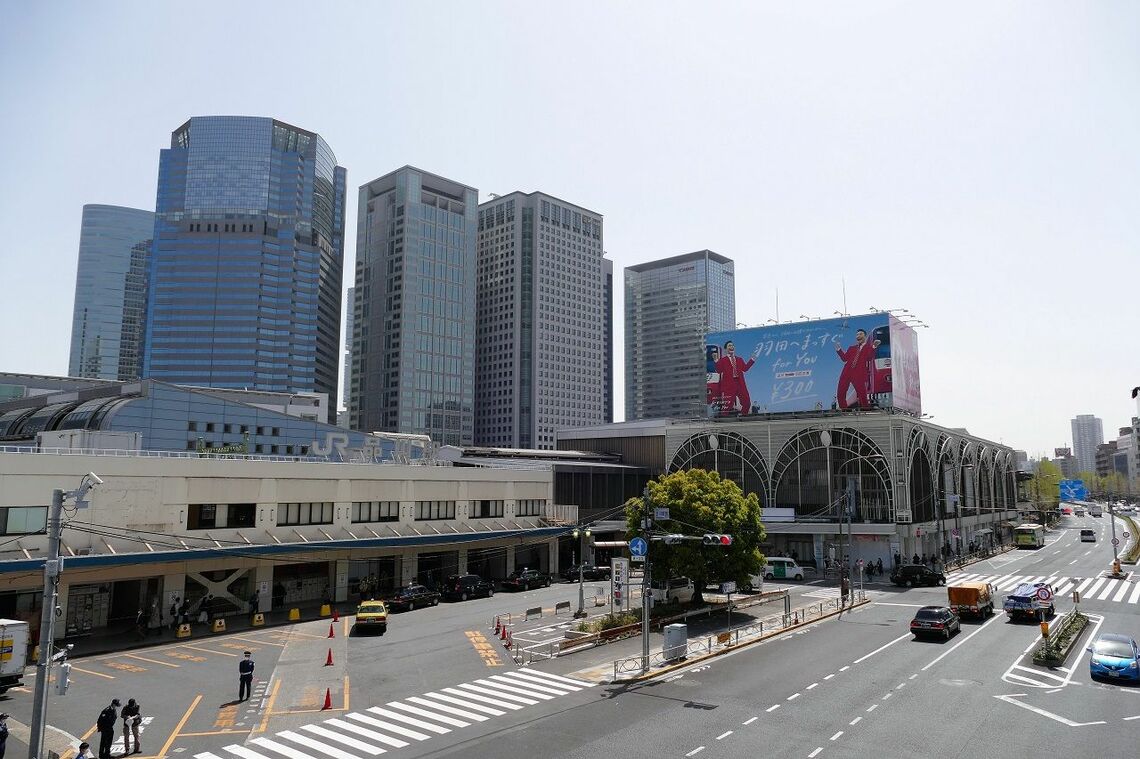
[211,619,227,633]
[554,601,571,615]
[251,613,265,627]
[176,624,192,639]
[525,606,543,620]
[320,604,332,617]
[288,608,301,621]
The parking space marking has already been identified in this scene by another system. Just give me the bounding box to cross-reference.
[122,652,180,667]
[159,694,203,757]
[71,665,116,679]
[181,643,239,657]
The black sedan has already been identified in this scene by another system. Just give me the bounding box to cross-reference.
[501,568,551,591]
[910,605,961,640]
[561,564,611,582]
[385,584,441,611]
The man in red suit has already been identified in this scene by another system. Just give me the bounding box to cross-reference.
[715,341,756,415]
[833,329,880,409]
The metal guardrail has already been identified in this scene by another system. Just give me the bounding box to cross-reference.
[611,591,867,680]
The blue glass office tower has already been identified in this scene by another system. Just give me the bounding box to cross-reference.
[144,117,346,422]
[68,204,155,381]
[350,167,477,445]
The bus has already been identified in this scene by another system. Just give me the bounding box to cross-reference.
[1013,524,1045,549]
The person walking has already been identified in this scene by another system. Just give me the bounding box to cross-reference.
[238,651,255,701]
[96,698,120,759]
[876,558,883,577]
[169,597,180,632]
[0,712,9,759]
[134,609,147,640]
[249,590,260,624]
[121,698,142,755]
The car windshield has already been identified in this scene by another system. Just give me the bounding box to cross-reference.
[1094,639,1135,658]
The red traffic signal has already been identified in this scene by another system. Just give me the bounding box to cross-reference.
[703,534,733,546]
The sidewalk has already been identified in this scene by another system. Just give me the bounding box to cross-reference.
[46,600,338,661]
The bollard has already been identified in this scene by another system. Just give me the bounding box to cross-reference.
[288,608,301,621]
[176,623,192,639]
[251,613,265,627]
[211,619,227,633]
[1040,621,1050,638]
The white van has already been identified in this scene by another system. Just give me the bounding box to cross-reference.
[763,558,805,581]
[651,577,695,605]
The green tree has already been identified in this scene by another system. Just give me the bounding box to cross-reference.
[625,469,765,602]
[1028,459,1062,505]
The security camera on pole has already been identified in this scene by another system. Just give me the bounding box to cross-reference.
[27,472,101,759]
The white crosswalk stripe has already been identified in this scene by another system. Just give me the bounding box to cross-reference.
[946,571,1139,607]
[195,669,597,759]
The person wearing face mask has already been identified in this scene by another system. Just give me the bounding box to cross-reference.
[238,650,255,701]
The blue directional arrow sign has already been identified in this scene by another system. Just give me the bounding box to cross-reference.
[629,537,648,557]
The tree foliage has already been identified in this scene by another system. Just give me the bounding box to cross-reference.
[624,469,765,599]
[1027,459,1062,504]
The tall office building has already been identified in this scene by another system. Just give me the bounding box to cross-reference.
[68,204,155,381]
[474,192,608,449]
[602,257,614,424]
[343,286,355,410]
[1070,414,1104,474]
[351,167,477,445]
[144,116,346,423]
[625,251,735,421]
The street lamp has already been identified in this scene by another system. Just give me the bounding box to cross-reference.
[28,472,102,759]
[572,526,592,619]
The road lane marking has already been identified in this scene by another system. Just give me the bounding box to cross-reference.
[921,611,1003,672]
[366,706,451,734]
[1075,578,1095,593]
[850,717,862,725]
[1068,560,1078,565]
[388,700,470,727]
[787,692,801,701]
[346,711,427,742]
[830,731,843,740]
[909,674,918,679]
[181,643,238,657]
[767,704,781,712]
[839,666,850,671]
[160,694,202,757]
[1096,579,1119,600]
[422,691,505,716]
[717,731,733,740]
[853,633,910,664]
[122,653,180,668]
[743,717,758,725]
[993,693,1107,727]
[882,692,892,700]
[824,674,835,680]
[895,683,906,690]
[458,682,538,705]
[1123,716,1140,721]
[71,666,116,679]
[1085,578,1108,598]
[807,683,819,690]
[809,748,823,758]
[686,747,705,756]
[275,730,359,759]
[867,704,877,712]
[255,678,281,733]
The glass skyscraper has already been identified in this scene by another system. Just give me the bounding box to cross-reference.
[625,250,735,420]
[68,204,155,381]
[351,166,477,445]
[143,117,345,422]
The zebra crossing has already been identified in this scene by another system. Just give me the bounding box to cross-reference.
[947,571,1140,605]
[194,668,595,759]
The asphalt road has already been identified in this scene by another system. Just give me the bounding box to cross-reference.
[3,514,1134,758]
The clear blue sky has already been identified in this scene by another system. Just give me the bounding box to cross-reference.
[1,1,1137,456]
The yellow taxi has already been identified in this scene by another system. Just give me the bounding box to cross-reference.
[353,600,388,636]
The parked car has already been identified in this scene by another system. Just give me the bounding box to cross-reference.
[1080,529,1096,543]
[890,565,946,587]
[910,605,961,640]
[651,576,695,605]
[385,584,441,611]
[762,558,805,581]
[1088,634,1140,682]
[442,574,495,601]
[501,568,551,591]
[947,582,995,619]
[561,564,611,582]
[352,600,388,635]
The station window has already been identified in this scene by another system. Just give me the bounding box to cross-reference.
[351,501,399,523]
[277,502,334,526]
[414,500,456,521]
[516,499,545,517]
[187,504,217,530]
[473,499,504,518]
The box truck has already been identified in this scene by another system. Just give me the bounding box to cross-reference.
[0,619,29,693]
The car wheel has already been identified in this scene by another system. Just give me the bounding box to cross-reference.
[461,592,468,601]
[522,582,529,591]
[938,578,946,586]
[765,573,774,581]
[905,579,913,588]
[350,625,357,637]
[432,597,439,606]
[794,574,803,581]
[546,579,551,588]
[408,602,415,611]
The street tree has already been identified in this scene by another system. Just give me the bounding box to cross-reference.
[624,468,765,602]
[1027,459,1062,506]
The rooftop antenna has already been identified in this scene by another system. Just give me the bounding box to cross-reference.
[775,288,780,323]
[841,278,847,317]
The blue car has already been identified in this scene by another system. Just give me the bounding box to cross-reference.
[1088,634,1140,682]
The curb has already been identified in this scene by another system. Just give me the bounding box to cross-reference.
[1032,611,1090,667]
[603,597,872,684]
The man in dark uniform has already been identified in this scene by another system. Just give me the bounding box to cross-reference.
[96,698,120,758]
[0,712,10,759]
[238,651,255,701]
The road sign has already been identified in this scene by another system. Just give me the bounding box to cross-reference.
[1111,537,1120,546]
[721,581,736,594]
[629,537,648,557]
[654,507,670,521]
[1035,587,1053,601]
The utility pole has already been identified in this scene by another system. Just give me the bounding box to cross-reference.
[641,486,651,673]
[28,474,100,759]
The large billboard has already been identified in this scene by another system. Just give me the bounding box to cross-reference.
[705,313,922,416]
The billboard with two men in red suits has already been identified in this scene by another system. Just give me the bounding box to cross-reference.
[705,313,921,417]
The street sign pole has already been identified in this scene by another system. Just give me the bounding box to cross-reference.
[641,487,651,673]
[1109,501,1119,564]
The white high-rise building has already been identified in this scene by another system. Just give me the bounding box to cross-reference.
[342,286,354,411]
[1070,414,1104,475]
[474,192,609,449]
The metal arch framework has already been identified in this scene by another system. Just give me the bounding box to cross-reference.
[770,427,894,520]
[669,430,771,503]
[908,443,937,524]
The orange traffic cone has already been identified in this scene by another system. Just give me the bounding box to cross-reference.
[328,623,335,639]
[321,687,332,710]
[333,609,339,622]
[494,617,501,635]
[325,648,334,666]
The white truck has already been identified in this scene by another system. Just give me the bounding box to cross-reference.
[0,618,29,694]
[1088,504,1103,517]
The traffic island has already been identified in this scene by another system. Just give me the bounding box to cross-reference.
[1031,610,1089,667]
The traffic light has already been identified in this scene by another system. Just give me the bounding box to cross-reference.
[55,661,71,695]
[702,534,733,546]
